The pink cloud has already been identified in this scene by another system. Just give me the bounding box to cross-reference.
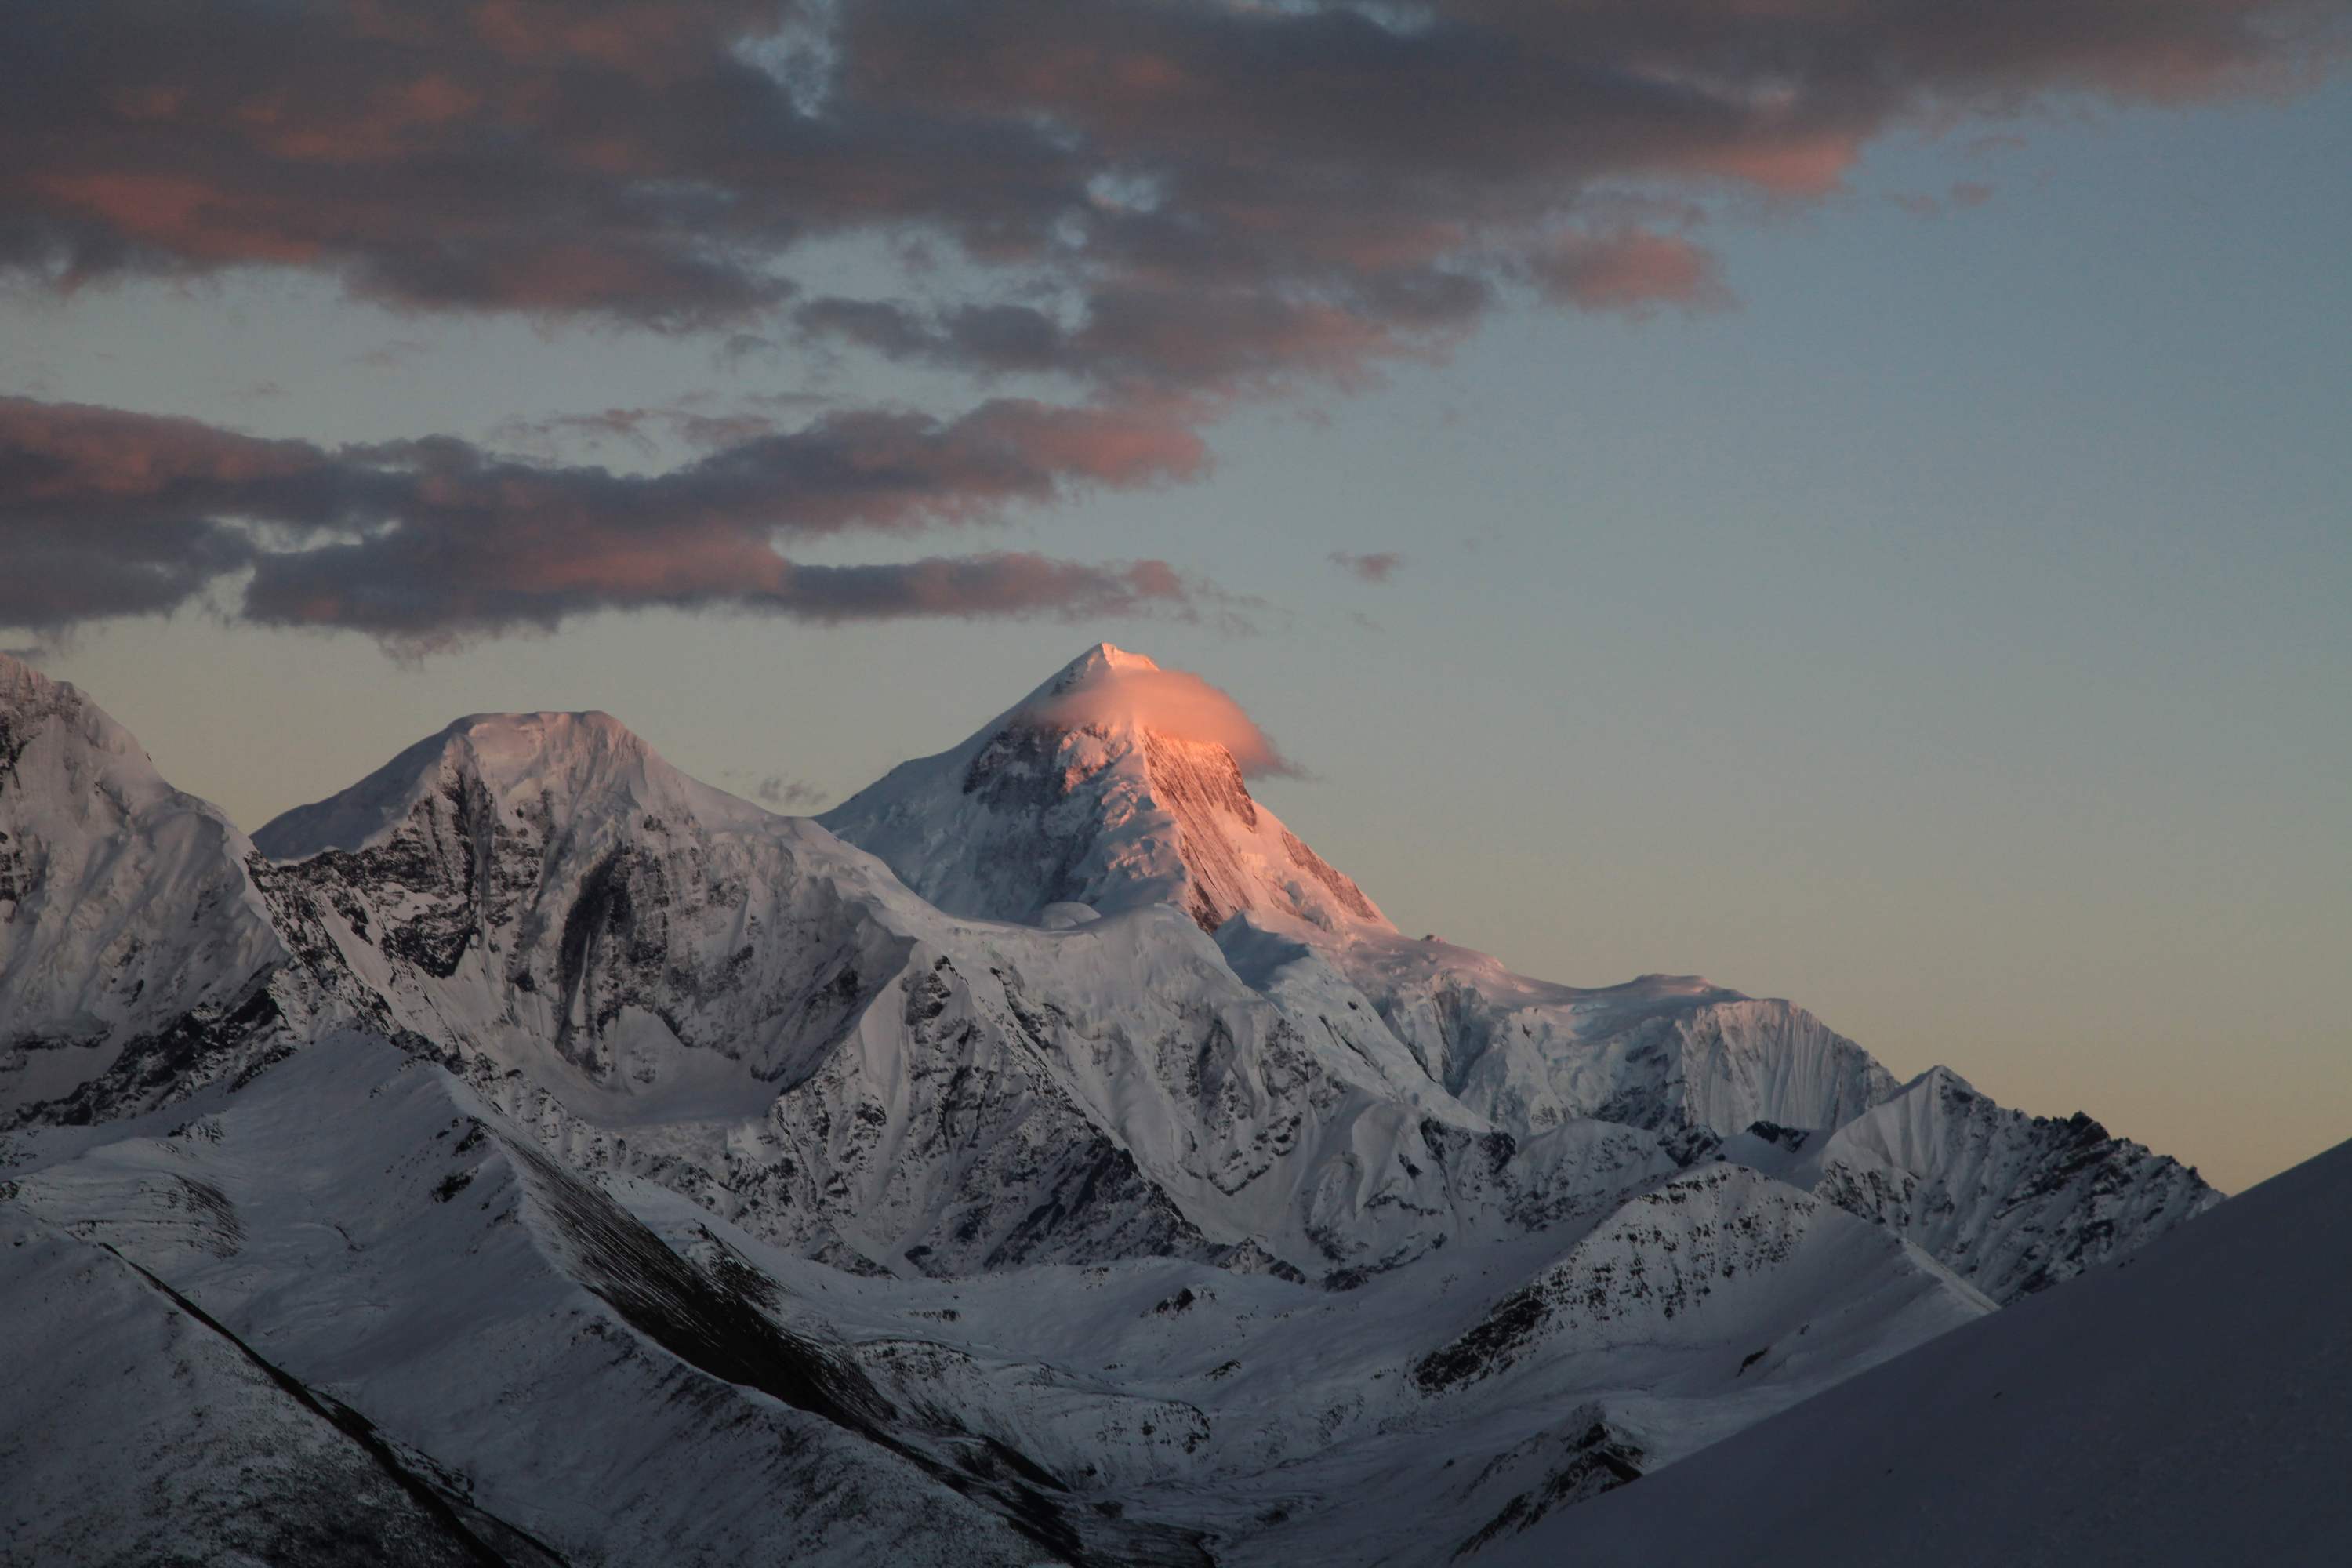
[1028,665,1301,778]
[1529,230,1733,316]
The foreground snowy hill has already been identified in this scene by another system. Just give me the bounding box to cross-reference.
[0,1036,1173,1566]
[0,644,2240,1560]
[1497,1131,2352,1567]
[0,1033,1987,1564]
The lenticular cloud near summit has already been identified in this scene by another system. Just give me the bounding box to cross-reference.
[1028,662,1305,779]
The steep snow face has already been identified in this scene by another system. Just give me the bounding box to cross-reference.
[1809,1065,2222,1303]
[0,655,289,1126]
[820,644,1391,935]
[254,708,776,862]
[253,708,891,1094]
[1412,1164,1991,1399]
[1309,927,1900,1140]
[1504,1134,2352,1568]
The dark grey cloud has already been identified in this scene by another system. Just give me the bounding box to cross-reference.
[0,0,2328,381]
[0,394,1209,645]
[0,2,2336,647]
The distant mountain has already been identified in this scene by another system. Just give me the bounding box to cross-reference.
[0,644,2249,1563]
[1810,1065,2219,1301]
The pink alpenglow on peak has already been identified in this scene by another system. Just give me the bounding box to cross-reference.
[819,644,1385,934]
[1026,644,1303,780]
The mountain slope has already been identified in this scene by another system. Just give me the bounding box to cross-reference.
[1809,1065,2220,1301]
[0,653,292,1127]
[0,1033,1199,1567]
[0,1215,549,1568]
[604,1149,1991,1568]
[1496,1133,2352,1567]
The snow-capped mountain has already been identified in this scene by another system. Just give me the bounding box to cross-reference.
[243,699,1687,1285]
[820,644,1390,935]
[1809,1064,2221,1301]
[0,643,2250,1563]
[816,644,2209,1290]
[821,647,1896,1145]
[0,654,291,1127]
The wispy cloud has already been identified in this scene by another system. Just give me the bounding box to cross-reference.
[1328,550,1404,583]
[754,774,826,810]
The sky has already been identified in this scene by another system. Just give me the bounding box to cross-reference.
[3,1,2348,1192]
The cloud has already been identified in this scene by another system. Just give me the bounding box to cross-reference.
[754,774,826,810]
[0,0,2326,389]
[1328,550,1404,583]
[0,1,2336,648]
[352,338,430,371]
[1526,229,1731,315]
[1027,663,1301,778]
[0,394,1210,646]
[485,404,793,459]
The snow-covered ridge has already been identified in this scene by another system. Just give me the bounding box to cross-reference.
[1810,1065,2221,1301]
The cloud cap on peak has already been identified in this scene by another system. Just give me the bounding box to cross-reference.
[1025,659,1302,779]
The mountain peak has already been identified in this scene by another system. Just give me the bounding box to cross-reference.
[1057,641,1160,685]
[2,648,76,724]
[254,707,759,862]
[822,650,1388,935]
[0,651,175,804]
[1033,642,1165,706]
[430,709,650,789]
